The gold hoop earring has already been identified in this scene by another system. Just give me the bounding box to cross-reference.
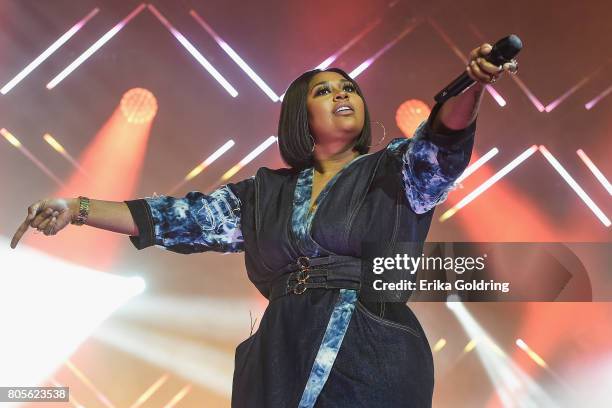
[308,133,315,153]
[368,121,386,147]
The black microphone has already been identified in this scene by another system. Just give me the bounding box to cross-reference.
[434,34,523,103]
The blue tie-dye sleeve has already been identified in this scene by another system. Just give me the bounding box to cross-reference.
[124,183,247,254]
[387,103,476,214]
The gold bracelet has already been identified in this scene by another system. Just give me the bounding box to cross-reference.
[71,196,90,226]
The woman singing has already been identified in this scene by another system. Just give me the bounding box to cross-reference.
[11,43,517,407]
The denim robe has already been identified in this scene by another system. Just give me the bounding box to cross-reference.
[125,102,476,407]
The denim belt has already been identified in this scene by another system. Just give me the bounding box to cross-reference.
[269,255,362,302]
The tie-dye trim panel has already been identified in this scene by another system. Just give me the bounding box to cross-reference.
[144,186,244,254]
[298,289,357,408]
[291,158,369,406]
[388,121,471,214]
[292,168,319,256]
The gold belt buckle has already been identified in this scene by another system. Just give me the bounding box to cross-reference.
[293,256,310,294]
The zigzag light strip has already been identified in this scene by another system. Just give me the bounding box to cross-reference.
[148,5,238,97]
[220,136,277,181]
[1,128,65,187]
[1,8,99,94]
[577,149,612,195]
[128,374,169,408]
[455,147,499,184]
[585,82,612,110]
[279,15,385,101]
[190,10,278,101]
[350,18,419,79]
[65,360,116,408]
[168,140,236,195]
[539,145,610,227]
[47,4,146,89]
[162,384,192,408]
[440,145,538,222]
[544,66,605,112]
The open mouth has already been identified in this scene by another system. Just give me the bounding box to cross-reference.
[333,103,355,115]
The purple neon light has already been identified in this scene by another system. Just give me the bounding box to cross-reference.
[148,5,237,98]
[47,5,145,89]
[190,10,276,101]
[349,19,419,79]
[585,83,612,110]
[1,8,100,94]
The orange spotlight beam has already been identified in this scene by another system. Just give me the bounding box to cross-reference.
[25,90,155,270]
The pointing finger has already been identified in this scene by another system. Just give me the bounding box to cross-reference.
[11,200,46,249]
[11,217,31,249]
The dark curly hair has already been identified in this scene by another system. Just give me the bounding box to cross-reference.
[277,68,372,170]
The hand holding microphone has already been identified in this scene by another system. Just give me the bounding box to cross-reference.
[466,43,519,84]
[435,34,522,103]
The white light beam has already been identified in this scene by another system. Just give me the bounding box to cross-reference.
[577,149,612,195]
[190,10,277,101]
[1,8,99,94]
[539,145,610,227]
[47,4,146,89]
[148,5,238,98]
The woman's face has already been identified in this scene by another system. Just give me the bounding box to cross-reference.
[306,71,365,147]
